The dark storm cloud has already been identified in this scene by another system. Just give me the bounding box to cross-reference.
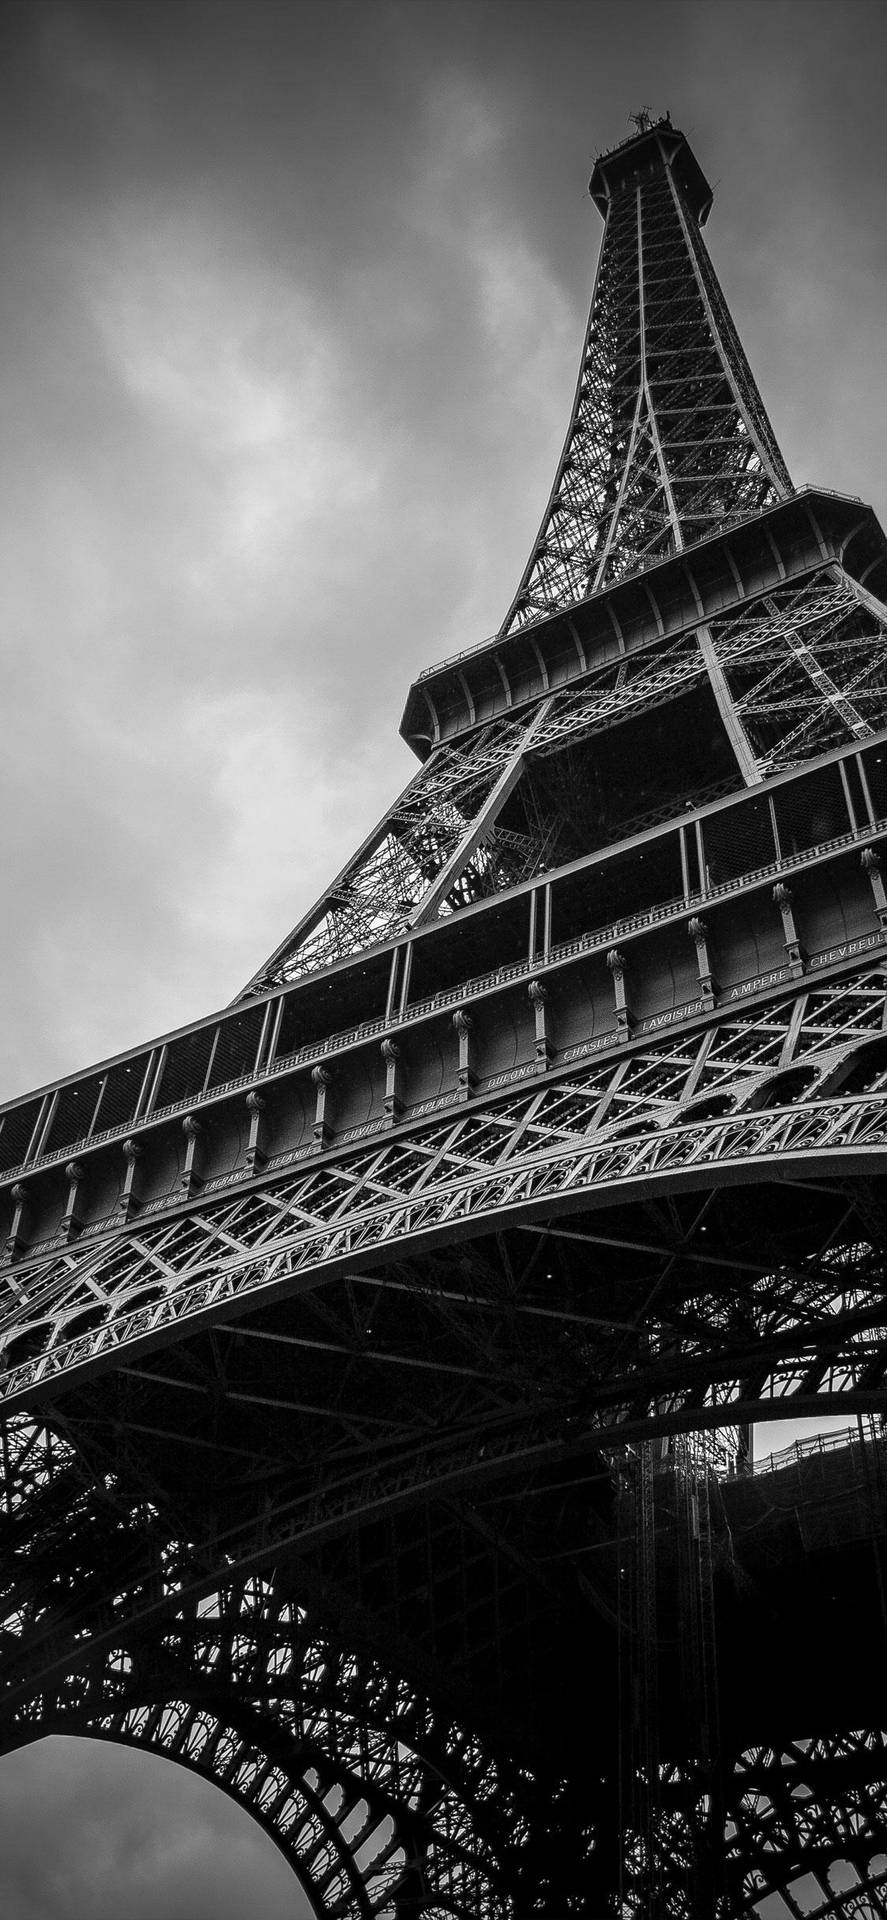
[1,0,886,1907]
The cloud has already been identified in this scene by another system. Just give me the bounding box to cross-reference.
[36,0,158,139]
[0,1735,309,1918]
[85,201,383,596]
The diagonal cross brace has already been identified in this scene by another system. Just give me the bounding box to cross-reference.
[407,696,556,927]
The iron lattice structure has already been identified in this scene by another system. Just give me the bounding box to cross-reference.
[4,116,887,1915]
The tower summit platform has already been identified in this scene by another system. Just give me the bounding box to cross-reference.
[589,114,714,223]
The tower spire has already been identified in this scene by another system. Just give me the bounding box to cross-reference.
[499,119,791,635]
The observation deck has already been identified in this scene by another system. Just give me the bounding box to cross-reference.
[588,115,713,224]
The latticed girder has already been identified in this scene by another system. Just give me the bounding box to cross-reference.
[707,570,887,773]
[238,120,831,995]
[727,1732,887,1919]
[0,1402,587,1917]
[499,119,790,634]
[6,960,887,1421]
[4,1401,887,1915]
[245,558,887,991]
[242,705,558,992]
[613,1730,887,1919]
[1,1571,536,1917]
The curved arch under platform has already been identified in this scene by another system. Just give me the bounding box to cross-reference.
[3,1416,887,1912]
[0,1574,568,1918]
[7,1609,887,1914]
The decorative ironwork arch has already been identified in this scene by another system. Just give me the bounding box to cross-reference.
[1,1562,544,1918]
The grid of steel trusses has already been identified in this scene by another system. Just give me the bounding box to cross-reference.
[726,1732,887,1919]
[0,1429,526,1920]
[499,138,790,634]
[4,956,887,1422]
[244,561,887,990]
[0,1409,571,1918]
[616,1730,887,1918]
[6,1418,887,1915]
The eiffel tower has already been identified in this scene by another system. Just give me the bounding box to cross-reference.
[4,112,887,1918]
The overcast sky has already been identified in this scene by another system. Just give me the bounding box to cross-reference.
[1,0,886,1911]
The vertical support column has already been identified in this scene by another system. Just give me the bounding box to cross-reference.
[679,826,691,903]
[245,1091,268,1173]
[543,884,553,960]
[687,917,717,1010]
[862,846,887,930]
[253,1000,276,1076]
[119,1138,143,1221]
[398,944,414,1018]
[839,758,858,832]
[381,1039,403,1123]
[385,948,401,1022]
[734,1424,752,1476]
[6,1184,30,1259]
[768,796,783,863]
[181,1114,204,1195]
[200,1027,221,1096]
[857,752,877,828]
[265,997,285,1071]
[607,948,634,1037]
[26,1092,57,1167]
[695,818,707,893]
[528,979,554,1071]
[60,1161,86,1243]
[312,1065,333,1148]
[453,1009,476,1101]
[141,1046,168,1122]
[772,883,805,977]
